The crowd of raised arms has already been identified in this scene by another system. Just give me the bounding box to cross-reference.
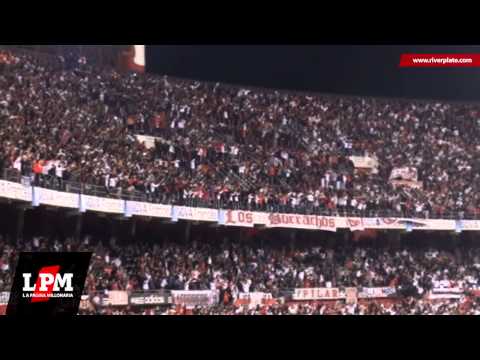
[2,49,480,219]
[1,233,480,315]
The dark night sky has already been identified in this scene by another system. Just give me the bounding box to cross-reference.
[146,45,480,102]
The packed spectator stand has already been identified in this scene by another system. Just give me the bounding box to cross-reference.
[2,48,480,219]
[1,229,480,315]
[2,46,480,315]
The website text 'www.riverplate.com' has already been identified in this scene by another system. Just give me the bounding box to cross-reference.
[399,54,480,67]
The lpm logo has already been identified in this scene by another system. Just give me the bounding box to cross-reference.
[7,253,92,316]
[22,265,74,303]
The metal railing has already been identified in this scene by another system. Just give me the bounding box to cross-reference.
[1,168,477,220]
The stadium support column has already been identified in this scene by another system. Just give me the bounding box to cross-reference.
[289,230,297,250]
[130,217,137,240]
[184,221,191,243]
[75,214,83,243]
[15,206,25,244]
[389,231,401,249]
[109,217,116,243]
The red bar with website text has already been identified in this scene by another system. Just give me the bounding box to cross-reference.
[399,54,480,67]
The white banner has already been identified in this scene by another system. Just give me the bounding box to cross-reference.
[0,180,32,202]
[129,292,171,306]
[81,195,124,214]
[237,292,274,308]
[135,135,157,149]
[349,156,379,170]
[345,287,358,305]
[359,218,456,231]
[173,206,219,222]
[126,201,171,218]
[171,290,219,307]
[390,167,418,181]
[221,210,271,227]
[221,210,255,227]
[0,292,9,305]
[345,217,365,231]
[35,187,78,209]
[390,179,423,189]
[0,180,477,232]
[427,281,464,300]
[417,219,456,231]
[293,287,398,301]
[253,212,271,226]
[292,288,344,301]
[79,295,92,311]
[459,220,480,231]
[428,288,463,300]
[358,287,396,299]
[102,291,129,306]
[267,213,337,232]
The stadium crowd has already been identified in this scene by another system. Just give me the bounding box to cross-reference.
[76,299,480,315]
[186,298,480,315]
[1,49,480,218]
[2,232,480,315]
[2,234,480,296]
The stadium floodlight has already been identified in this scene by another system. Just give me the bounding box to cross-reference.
[121,45,145,73]
[133,45,145,69]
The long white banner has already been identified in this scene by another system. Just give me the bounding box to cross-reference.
[236,292,275,308]
[219,209,252,227]
[0,292,9,305]
[458,220,480,231]
[293,287,397,301]
[125,201,171,218]
[34,187,79,209]
[80,194,124,214]
[428,287,464,300]
[0,181,31,202]
[171,290,219,307]
[358,287,396,299]
[0,180,479,232]
[345,217,365,231]
[267,213,338,232]
[293,288,344,301]
[360,217,457,231]
[390,167,418,181]
[101,291,129,306]
[349,156,379,170]
[172,206,218,222]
